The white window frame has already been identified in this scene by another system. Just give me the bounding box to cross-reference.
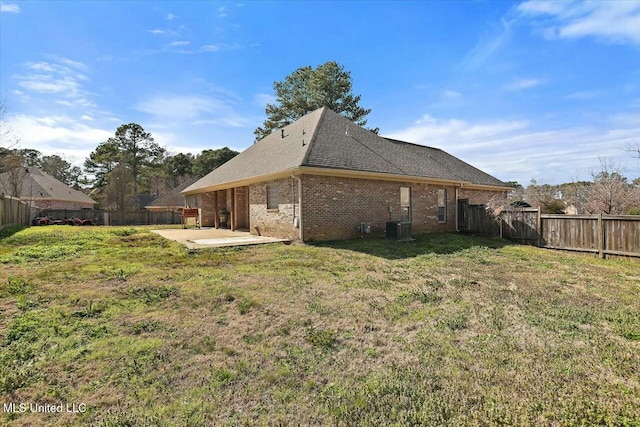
[267,184,279,210]
[437,189,447,223]
[400,187,411,221]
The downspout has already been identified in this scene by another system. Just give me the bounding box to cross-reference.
[292,174,303,241]
[455,186,460,232]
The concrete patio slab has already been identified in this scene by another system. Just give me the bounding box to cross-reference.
[151,228,290,249]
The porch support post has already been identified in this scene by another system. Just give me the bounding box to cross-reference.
[213,191,220,229]
[230,187,236,231]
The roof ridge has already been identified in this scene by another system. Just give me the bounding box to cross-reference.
[300,107,328,166]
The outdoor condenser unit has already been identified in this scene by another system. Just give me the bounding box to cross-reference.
[386,221,412,241]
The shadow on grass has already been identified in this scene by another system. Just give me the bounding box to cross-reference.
[0,226,28,241]
[309,232,513,260]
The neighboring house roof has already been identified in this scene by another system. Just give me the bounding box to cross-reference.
[0,168,96,205]
[183,107,506,195]
[146,178,197,209]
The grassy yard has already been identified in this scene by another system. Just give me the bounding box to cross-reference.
[0,226,638,426]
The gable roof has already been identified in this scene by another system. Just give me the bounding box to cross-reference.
[0,168,96,205]
[145,178,197,209]
[183,107,506,195]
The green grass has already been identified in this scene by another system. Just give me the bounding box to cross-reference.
[1,226,639,426]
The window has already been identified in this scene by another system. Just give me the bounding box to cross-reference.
[267,184,279,210]
[400,187,411,221]
[437,189,446,222]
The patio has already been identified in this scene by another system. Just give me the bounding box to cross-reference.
[151,228,290,249]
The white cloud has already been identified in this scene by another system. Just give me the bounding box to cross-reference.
[200,43,241,53]
[167,40,190,47]
[201,44,222,52]
[0,3,20,13]
[6,114,113,165]
[14,59,95,108]
[386,112,640,184]
[518,0,640,45]
[166,13,177,20]
[461,18,514,69]
[148,29,166,35]
[504,77,545,91]
[442,90,462,100]
[253,93,276,107]
[135,94,252,129]
[136,95,223,121]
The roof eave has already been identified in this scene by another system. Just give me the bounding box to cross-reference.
[298,166,509,190]
[181,165,509,194]
[181,168,300,195]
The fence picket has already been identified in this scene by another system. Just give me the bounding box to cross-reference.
[464,205,640,260]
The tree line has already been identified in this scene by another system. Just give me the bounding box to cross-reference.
[0,133,239,210]
[501,158,640,215]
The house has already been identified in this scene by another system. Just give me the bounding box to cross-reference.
[145,178,198,212]
[0,168,96,211]
[182,107,508,241]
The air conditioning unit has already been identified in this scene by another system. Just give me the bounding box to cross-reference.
[386,221,412,241]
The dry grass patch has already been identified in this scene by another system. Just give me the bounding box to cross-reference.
[0,226,638,426]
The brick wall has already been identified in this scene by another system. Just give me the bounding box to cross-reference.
[198,177,503,241]
[410,183,458,234]
[301,175,403,240]
[235,186,249,230]
[249,178,299,240]
[201,192,216,227]
[300,175,501,241]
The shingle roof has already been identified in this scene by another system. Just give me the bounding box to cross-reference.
[146,178,197,208]
[183,107,505,194]
[0,168,96,204]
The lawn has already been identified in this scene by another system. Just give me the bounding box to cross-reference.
[0,226,638,426]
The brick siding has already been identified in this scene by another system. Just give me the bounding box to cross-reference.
[301,175,465,241]
[198,176,503,241]
[201,192,216,227]
[249,178,299,240]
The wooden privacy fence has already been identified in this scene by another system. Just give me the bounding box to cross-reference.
[542,214,639,259]
[0,195,31,229]
[37,209,184,226]
[463,206,640,259]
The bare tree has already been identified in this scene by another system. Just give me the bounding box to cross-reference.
[0,153,29,197]
[0,101,26,197]
[577,158,640,214]
[627,141,640,160]
[523,179,565,213]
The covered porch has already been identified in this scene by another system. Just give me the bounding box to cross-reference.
[200,186,250,231]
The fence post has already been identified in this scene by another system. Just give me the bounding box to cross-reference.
[598,213,604,259]
[536,208,542,247]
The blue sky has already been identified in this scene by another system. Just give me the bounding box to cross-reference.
[1,0,639,185]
